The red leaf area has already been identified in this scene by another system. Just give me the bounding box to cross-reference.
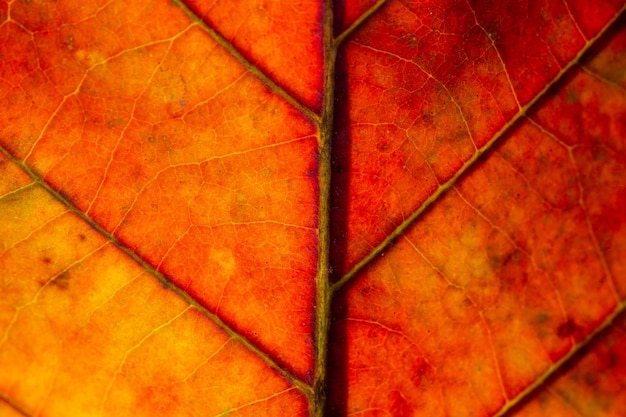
[0,0,625,416]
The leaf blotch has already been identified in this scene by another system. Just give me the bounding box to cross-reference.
[410,360,434,389]
[50,272,70,290]
[389,390,411,416]
[488,249,519,272]
[556,318,583,338]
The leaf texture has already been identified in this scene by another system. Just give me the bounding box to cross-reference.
[0,0,625,416]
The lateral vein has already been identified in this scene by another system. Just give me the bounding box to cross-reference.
[0,144,312,396]
[332,4,626,292]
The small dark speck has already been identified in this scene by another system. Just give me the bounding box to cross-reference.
[78,233,86,241]
[42,256,52,265]
[584,373,598,386]
[51,273,70,290]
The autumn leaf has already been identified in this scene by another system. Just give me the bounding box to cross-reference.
[1,0,625,416]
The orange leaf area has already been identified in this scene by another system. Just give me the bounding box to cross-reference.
[0,154,307,416]
[183,0,324,111]
[328,12,626,415]
[330,0,625,275]
[1,0,626,416]
[1,0,319,383]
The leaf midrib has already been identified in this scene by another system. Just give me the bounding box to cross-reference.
[0,1,389,414]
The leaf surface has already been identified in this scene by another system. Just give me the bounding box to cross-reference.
[1,0,625,416]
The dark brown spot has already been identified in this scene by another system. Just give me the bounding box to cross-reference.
[78,233,86,241]
[376,139,389,152]
[557,318,582,338]
[358,285,372,297]
[51,272,70,290]
[42,256,52,265]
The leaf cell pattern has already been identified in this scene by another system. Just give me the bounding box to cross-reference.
[1,0,625,416]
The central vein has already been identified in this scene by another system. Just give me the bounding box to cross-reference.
[312,0,336,416]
